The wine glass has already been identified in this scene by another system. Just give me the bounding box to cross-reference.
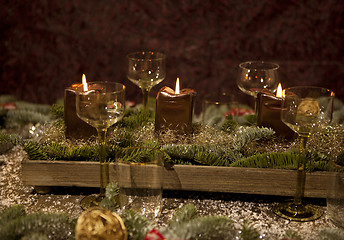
[127,51,166,111]
[76,82,125,209]
[274,86,335,221]
[237,61,279,111]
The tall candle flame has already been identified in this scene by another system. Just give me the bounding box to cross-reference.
[175,77,180,94]
[276,83,284,98]
[82,74,88,91]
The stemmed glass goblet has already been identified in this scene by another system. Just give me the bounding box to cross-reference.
[274,86,335,221]
[127,51,166,111]
[237,61,279,111]
[76,81,125,209]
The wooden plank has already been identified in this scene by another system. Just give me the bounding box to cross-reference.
[21,160,332,198]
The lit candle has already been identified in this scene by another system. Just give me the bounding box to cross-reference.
[257,83,294,139]
[155,78,197,134]
[64,74,97,139]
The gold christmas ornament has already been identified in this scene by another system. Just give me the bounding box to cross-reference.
[75,206,128,240]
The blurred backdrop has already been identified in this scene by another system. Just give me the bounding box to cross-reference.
[1,0,343,109]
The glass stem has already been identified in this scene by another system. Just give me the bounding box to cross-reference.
[294,135,308,205]
[254,95,258,114]
[141,88,150,111]
[97,128,109,197]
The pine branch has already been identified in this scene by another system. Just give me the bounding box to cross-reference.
[0,95,17,103]
[162,143,241,166]
[0,132,23,146]
[6,109,52,128]
[164,215,235,240]
[169,204,198,226]
[238,220,261,240]
[120,109,152,129]
[121,209,152,240]
[194,145,242,166]
[0,211,73,240]
[15,101,51,114]
[21,232,50,240]
[99,182,120,212]
[230,151,329,171]
[116,147,164,164]
[221,115,239,133]
[232,126,275,151]
[161,143,202,161]
[50,104,64,120]
[318,228,344,240]
[230,151,300,169]
[22,141,51,160]
[0,205,26,226]
[284,229,303,240]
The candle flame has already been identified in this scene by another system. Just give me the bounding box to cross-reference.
[82,74,88,91]
[175,77,180,94]
[276,83,285,98]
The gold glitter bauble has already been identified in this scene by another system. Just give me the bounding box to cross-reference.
[75,207,128,240]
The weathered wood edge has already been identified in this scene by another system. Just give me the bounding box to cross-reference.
[21,160,332,198]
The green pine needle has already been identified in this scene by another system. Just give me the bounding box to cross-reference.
[165,215,235,240]
[318,228,344,240]
[169,204,198,226]
[0,209,73,240]
[50,104,64,119]
[0,205,26,226]
[238,220,261,240]
[232,126,275,151]
[121,209,152,240]
[121,109,152,129]
[284,229,303,240]
[221,115,239,133]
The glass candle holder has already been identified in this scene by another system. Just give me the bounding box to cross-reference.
[202,93,238,128]
[327,155,344,228]
[115,147,165,220]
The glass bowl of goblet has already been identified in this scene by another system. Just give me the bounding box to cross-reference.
[237,61,279,111]
[76,81,125,209]
[127,51,166,111]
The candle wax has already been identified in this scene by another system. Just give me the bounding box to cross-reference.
[257,91,294,139]
[64,84,97,139]
[155,86,196,135]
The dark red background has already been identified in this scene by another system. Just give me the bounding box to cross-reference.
[1,0,343,107]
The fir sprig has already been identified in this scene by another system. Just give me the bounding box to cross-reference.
[121,209,153,240]
[0,206,74,240]
[318,228,344,240]
[120,109,152,129]
[169,204,198,226]
[221,115,239,133]
[238,220,261,240]
[283,229,303,240]
[230,151,329,171]
[161,126,275,167]
[0,132,23,146]
[0,205,26,226]
[6,109,52,128]
[164,215,235,240]
[232,126,275,151]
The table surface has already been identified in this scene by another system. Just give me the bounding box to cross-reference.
[0,146,340,240]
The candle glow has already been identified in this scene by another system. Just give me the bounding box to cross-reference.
[276,83,285,98]
[82,74,88,91]
[175,77,180,94]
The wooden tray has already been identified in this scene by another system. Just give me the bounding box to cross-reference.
[21,160,332,198]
